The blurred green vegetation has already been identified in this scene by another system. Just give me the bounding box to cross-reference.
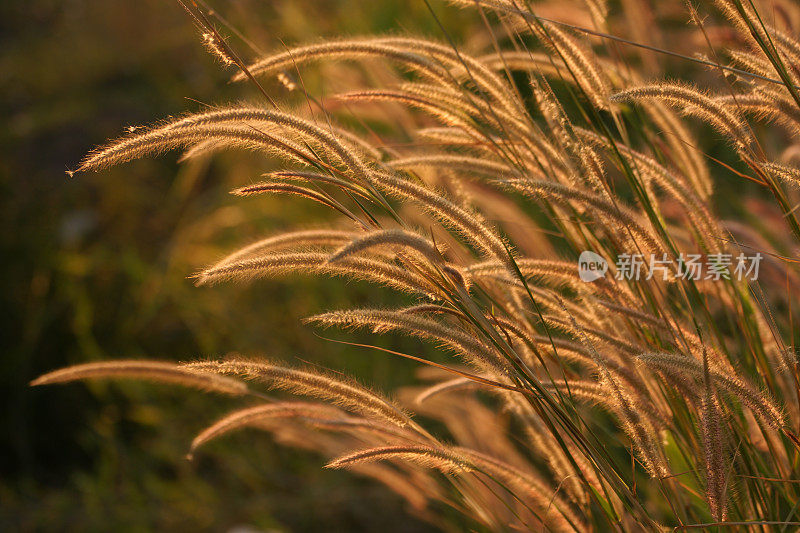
[0,1,475,530]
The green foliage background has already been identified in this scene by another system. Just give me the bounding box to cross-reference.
[0,1,476,530]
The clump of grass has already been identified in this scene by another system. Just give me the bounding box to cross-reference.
[38,0,800,530]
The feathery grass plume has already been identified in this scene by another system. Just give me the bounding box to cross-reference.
[559,302,669,477]
[582,0,609,29]
[177,137,228,162]
[413,127,524,159]
[324,124,385,161]
[715,91,800,132]
[528,78,592,176]
[233,39,453,86]
[201,32,237,67]
[190,402,344,455]
[700,391,729,521]
[76,124,313,173]
[207,229,357,270]
[579,129,722,251]
[447,0,519,12]
[640,100,714,199]
[500,177,666,256]
[750,307,799,377]
[761,161,800,188]
[387,154,517,178]
[78,107,376,186]
[726,49,781,81]
[229,180,365,226]
[184,358,412,428]
[666,326,738,375]
[191,404,420,453]
[574,144,613,200]
[767,30,800,75]
[542,379,625,407]
[399,303,465,318]
[477,51,568,79]
[715,0,800,85]
[455,447,585,533]
[506,284,595,327]
[479,315,540,362]
[31,360,249,396]
[372,170,511,263]
[637,352,784,428]
[393,82,530,142]
[337,89,487,141]
[195,252,439,298]
[276,71,297,92]
[610,82,751,149]
[617,145,713,226]
[542,315,642,356]
[590,297,671,333]
[601,384,668,478]
[306,309,509,373]
[297,415,425,442]
[326,444,471,474]
[701,329,729,521]
[544,380,668,427]
[326,228,446,265]
[266,170,375,201]
[415,377,483,404]
[377,37,527,117]
[232,182,347,209]
[398,304,540,364]
[529,21,611,111]
[74,110,303,171]
[414,126,479,146]
[510,398,605,509]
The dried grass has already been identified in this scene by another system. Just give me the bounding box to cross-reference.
[41,1,800,529]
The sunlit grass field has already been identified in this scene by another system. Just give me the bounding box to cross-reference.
[6,0,800,531]
[2,1,459,530]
